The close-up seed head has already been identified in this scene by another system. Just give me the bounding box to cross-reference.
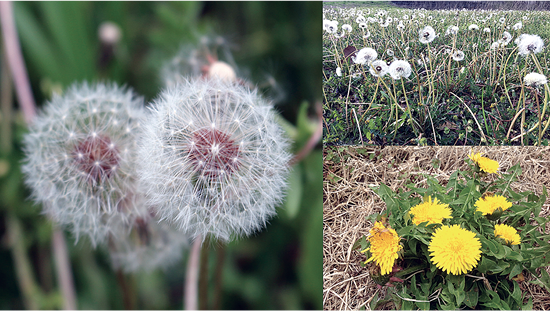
[138,78,292,242]
[22,83,148,246]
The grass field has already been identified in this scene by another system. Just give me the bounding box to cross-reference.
[323,5,550,145]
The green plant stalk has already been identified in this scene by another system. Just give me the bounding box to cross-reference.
[501,46,519,110]
[481,93,489,138]
[427,42,436,106]
[7,213,42,310]
[198,238,209,310]
[401,78,419,137]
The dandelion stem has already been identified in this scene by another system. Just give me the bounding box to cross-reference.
[0,1,36,123]
[53,228,77,310]
[198,237,209,310]
[212,245,226,311]
[1,2,76,309]
[185,235,202,310]
[115,270,134,310]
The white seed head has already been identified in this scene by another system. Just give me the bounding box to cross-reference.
[369,60,389,78]
[138,78,292,242]
[524,72,547,86]
[352,47,378,65]
[22,83,148,246]
[419,25,435,44]
[389,60,412,80]
[517,34,544,56]
[108,212,190,273]
[452,50,465,62]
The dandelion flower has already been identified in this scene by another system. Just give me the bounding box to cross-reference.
[468,24,479,31]
[353,47,377,65]
[323,20,338,34]
[363,30,371,39]
[499,17,506,24]
[356,15,366,24]
[494,224,521,245]
[369,60,389,78]
[475,194,512,217]
[419,26,436,44]
[483,27,491,33]
[409,196,452,225]
[386,49,394,57]
[524,72,547,86]
[517,34,544,56]
[22,83,147,246]
[452,50,465,61]
[364,221,402,275]
[429,225,482,275]
[469,152,499,173]
[358,22,367,31]
[138,78,291,242]
[389,60,412,80]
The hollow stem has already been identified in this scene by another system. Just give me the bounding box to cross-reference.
[185,235,202,310]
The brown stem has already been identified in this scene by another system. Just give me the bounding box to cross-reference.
[115,270,134,310]
[185,235,202,310]
[289,102,322,166]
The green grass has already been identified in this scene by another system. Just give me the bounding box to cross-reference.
[323,5,550,146]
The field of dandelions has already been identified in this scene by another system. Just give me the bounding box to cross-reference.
[0,2,321,309]
[323,6,550,145]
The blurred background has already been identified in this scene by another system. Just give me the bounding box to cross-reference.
[0,2,322,309]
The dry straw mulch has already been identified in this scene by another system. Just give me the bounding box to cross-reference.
[323,146,550,310]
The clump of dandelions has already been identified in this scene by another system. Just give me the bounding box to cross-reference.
[22,83,147,246]
[137,77,292,242]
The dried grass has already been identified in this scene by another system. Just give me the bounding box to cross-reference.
[323,146,550,310]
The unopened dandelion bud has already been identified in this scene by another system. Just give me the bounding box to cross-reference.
[22,83,148,246]
[138,78,292,242]
[208,61,237,82]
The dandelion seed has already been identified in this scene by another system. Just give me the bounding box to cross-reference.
[342,24,352,33]
[452,50,465,61]
[419,25,436,44]
[336,66,342,77]
[389,60,412,80]
[524,72,547,86]
[445,25,459,36]
[517,34,544,56]
[353,48,378,65]
[513,22,523,30]
[500,31,513,45]
[369,60,389,78]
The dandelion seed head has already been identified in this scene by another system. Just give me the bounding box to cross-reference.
[419,25,435,44]
[389,60,412,80]
[524,72,547,86]
[138,78,292,242]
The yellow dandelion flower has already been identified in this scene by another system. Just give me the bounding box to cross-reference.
[475,194,512,216]
[468,151,499,174]
[477,157,499,174]
[468,151,482,163]
[364,221,402,275]
[494,224,521,245]
[409,196,453,225]
[429,225,482,275]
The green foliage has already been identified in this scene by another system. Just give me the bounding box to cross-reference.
[361,154,549,309]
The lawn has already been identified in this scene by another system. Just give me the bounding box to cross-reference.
[323,4,550,145]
